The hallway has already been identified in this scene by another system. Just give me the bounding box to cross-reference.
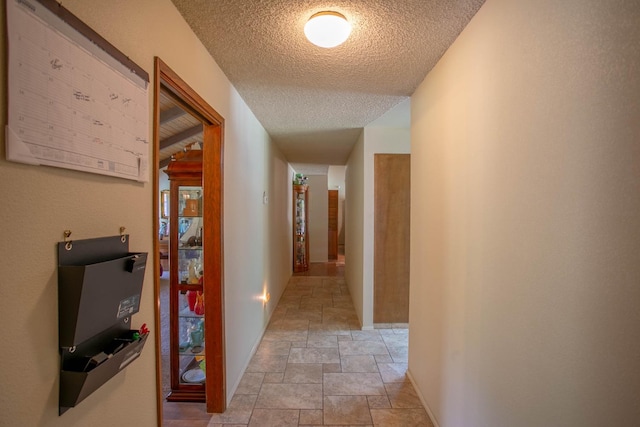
[164,262,432,426]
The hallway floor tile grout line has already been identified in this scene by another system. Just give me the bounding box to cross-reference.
[163,269,433,426]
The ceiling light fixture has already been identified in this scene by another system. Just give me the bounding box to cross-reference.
[304,11,351,48]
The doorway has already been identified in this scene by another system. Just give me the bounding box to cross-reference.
[153,58,225,418]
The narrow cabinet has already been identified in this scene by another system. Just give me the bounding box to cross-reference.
[165,149,207,402]
[293,183,309,272]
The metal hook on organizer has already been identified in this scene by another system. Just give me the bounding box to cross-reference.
[120,226,127,243]
[64,230,73,251]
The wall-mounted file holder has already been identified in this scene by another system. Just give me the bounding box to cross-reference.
[57,232,148,415]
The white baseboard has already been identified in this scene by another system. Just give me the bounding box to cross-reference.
[406,368,440,427]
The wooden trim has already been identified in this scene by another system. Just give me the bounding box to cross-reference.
[152,54,163,427]
[202,122,225,412]
[156,58,224,126]
[153,57,226,418]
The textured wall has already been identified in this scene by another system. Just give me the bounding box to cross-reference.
[409,0,640,426]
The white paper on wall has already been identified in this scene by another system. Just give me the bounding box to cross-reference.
[6,0,149,182]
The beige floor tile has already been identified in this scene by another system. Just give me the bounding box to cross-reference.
[339,340,390,356]
[323,363,342,373]
[190,268,428,427]
[299,409,324,425]
[288,347,340,364]
[165,420,210,427]
[367,394,392,409]
[254,383,323,409]
[206,408,252,425]
[246,353,288,373]
[277,296,302,308]
[340,355,378,373]
[283,288,313,297]
[332,297,355,309]
[262,330,309,342]
[323,307,360,324]
[263,372,284,383]
[385,382,424,408]
[228,394,257,410]
[268,318,310,331]
[323,395,372,425]
[323,373,386,395]
[285,308,323,322]
[310,328,353,336]
[369,408,434,427]
[381,333,408,347]
[235,372,264,394]
[309,321,360,333]
[307,333,339,348]
[378,363,408,383]
[283,363,323,383]
[374,354,394,363]
[387,345,408,363]
[248,408,299,426]
[256,340,291,356]
[312,287,336,298]
[301,296,335,309]
[350,330,383,341]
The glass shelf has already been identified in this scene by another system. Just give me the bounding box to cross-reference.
[166,164,207,400]
[293,184,309,272]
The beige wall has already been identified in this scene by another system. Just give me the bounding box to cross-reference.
[362,127,410,329]
[345,131,366,325]
[0,0,291,425]
[346,126,410,329]
[409,0,640,426]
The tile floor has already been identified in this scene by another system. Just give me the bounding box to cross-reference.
[164,273,432,426]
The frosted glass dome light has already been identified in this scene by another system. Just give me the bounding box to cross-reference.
[304,11,351,48]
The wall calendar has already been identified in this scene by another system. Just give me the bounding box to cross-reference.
[6,0,150,182]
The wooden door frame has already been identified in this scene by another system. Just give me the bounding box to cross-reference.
[152,58,226,419]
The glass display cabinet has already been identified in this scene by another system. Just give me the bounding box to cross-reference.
[293,184,309,272]
[165,149,207,402]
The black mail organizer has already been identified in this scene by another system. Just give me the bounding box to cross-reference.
[57,233,148,415]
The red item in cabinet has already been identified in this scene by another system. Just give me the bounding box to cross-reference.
[194,291,205,315]
[186,290,197,311]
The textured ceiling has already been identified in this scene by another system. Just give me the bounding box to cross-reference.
[170,0,485,166]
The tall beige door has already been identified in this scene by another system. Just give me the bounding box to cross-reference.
[374,154,410,323]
